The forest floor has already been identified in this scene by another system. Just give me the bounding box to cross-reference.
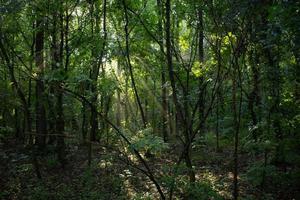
[0,137,279,200]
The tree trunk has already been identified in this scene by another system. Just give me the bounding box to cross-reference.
[157,0,168,142]
[35,16,47,149]
[88,0,107,166]
[122,0,147,128]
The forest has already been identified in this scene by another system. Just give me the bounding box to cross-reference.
[0,0,299,199]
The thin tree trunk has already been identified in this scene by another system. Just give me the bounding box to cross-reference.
[166,0,195,185]
[35,16,47,149]
[232,63,239,200]
[197,7,205,129]
[232,55,242,200]
[116,60,121,127]
[82,101,87,141]
[122,0,147,127]
[88,0,107,166]
[216,38,222,152]
[14,108,20,138]
[216,95,220,151]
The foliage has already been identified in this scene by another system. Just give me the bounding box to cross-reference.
[131,127,169,155]
[184,182,223,200]
[0,0,299,199]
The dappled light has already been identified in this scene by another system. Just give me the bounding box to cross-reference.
[1,0,299,199]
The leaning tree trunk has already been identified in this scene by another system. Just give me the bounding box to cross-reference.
[122,0,147,128]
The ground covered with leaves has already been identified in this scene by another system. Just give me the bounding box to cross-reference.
[0,136,299,200]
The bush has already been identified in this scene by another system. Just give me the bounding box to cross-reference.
[184,182,224,200]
